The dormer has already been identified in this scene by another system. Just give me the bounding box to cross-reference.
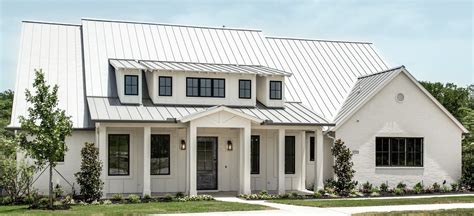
[110,59,146,104]
[256,75,285,108]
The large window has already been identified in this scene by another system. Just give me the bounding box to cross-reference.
[151,135,170,175]
[186,78,225,97]
[239,80,251,99]
[159,76,172,96]
[309,137,315,162]
[251,135,260,174]
[285,136,295,174]
[124,75,139,95]
[269,81,282,100]
[376,137,423,167]
[108,134,130,176]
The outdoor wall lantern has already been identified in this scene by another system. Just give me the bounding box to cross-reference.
[227,140,233,151]
[180,139,186,150]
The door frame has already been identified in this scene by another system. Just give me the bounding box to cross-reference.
[196,136,219,191]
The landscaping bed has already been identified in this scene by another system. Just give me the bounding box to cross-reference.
[353,208,474,216]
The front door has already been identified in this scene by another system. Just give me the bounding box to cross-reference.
[197,137,218,190]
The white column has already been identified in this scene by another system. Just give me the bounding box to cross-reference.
[187,122,197,195]
[143,126,151,196]
[239,124,251,194]
[300,131,306,191]
[96,123,108,198]
[315,127,324,191]
[277,128,285,194]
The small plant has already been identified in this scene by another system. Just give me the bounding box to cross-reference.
[143,194,152,200]
[2,196,12,205]
[280,193,290,199]
[258,190,269,196]
[128,194,141,203]
[313,191,322,198]
[175,192,185,198]
[102,200,112,205]
[393,188,404,195]
[111,194,123,201]
[53,184,64,199]
[179,194,214,201]
[163,194,174,202]
[451,183,459,192]
[396,182,407,191]
[361,181,373,193]
[290,192,299,198]
[413,182,424,194]
[432,182,441,193]
[380,182,389,193]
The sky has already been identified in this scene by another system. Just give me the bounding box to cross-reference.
[0,0,472,91]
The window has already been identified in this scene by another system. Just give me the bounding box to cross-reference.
[186,77,225,97]
[108,134,130,176]
[159,76,172,96]
[285,136,295,174]
[151,135,170,175]
[376,137,423,167]
[269,81,282,100]
[251,135,260,174]
[239,80,251,99]
[309,137,315,161]
[124,75,139,95]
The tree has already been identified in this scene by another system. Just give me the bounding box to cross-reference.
[0,89,14,138]
[17,69,73,208]
[75,142,103,202]
[331,139,356,196]
[420,82,470,120]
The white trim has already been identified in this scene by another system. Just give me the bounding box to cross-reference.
[179,106,264,124]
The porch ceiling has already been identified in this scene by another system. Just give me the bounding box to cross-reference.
[86,96,333,126]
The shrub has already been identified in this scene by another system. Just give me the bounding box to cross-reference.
[393,188,404,195]
[331,139,356,196]
[313,191,322,198]
[2,196,12,205]
[258,190,269,196]
[128,194,141,203]
[75,142,104,202]
[413,182,424,194]
[396,182,407,191]
[361,181,373,194]
[175,192,185,198]
[53,184,64,199]
[163,194,174,202]
[432,182,441,192]
[102,200,112,205]
[111,194,123,201]
[451,183,459,192]
[380,183,389,193]
[143,194,152,200]
[178,194,214,202]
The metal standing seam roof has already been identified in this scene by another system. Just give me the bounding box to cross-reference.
[86,96,332,125]
[109,59,292,76]
[333,66,405,124]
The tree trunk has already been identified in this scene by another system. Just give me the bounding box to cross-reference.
[49,164,53,209]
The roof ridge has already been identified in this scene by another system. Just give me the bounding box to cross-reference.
[358,65,405,79]
[82,18,262,32]
[266,36,372,44]
[22,20,81,27]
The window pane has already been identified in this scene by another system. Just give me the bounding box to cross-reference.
[309,137,315,161]
[109,135,129,175]
[151,135,170,175]
[376,137,423,167]
[285,136,295,174]
[251,136,260,174]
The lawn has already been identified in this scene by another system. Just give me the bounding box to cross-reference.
[0,200,271,215]
[354,208,474,216]
[270,196,474,207]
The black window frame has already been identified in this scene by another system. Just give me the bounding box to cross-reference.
[375,137,424,167]
[269,81,282,100]
[151,134,171,175]
[186,77,225,98]
[239,79,252,99]
[124,75,139,96]
[251,135,260,174]
[108,134,130,176]
[309,137,315,162]
[285,136,296,174]
[159,76,173,96]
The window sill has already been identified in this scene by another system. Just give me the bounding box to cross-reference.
[375,166,424,170]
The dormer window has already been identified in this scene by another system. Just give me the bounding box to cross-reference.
[269,81,282,100]
[124,75,139,95]
[239,80,251,99]
[159,76,172,96]
[186,77,225,98]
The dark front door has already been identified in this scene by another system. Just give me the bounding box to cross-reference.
[197,137,218,190]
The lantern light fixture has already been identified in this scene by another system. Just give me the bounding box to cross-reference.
[180,139,186,150]
[227,140,233,151]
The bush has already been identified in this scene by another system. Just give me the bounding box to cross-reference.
[361,181,373,194]
[396,182,407,191]
[393,188,404,195]
[380,183,389,192]
[2,196,12,205]
[75,142,104,202]
[331,139,356,196]
[313,191,322,198]
[128,194,141,203]
[432,182,441,192]
[175,192,185,198]
[413,182,424,194]
[451,183,459,192]
[143,194,152,200]
[111,194,123,201]
[163,194,174,202]
[178,194,214,202]
[258,190,269,196]
[53,184,64,199]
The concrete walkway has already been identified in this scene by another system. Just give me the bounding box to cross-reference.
[157,195,474,216]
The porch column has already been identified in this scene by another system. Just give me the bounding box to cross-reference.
[277,128,285,194]
[314,127,324,191]
[143,126,151,196]
[96,123,108,198]
[239,124,251,194]
[187,122,197,195]
[299,131,306,191]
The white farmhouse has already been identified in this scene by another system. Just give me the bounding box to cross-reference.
[9,19,468,196]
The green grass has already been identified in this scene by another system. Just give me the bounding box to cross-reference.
[353,208,474,216]
[270,196,474,207]
[0,200,271,215]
